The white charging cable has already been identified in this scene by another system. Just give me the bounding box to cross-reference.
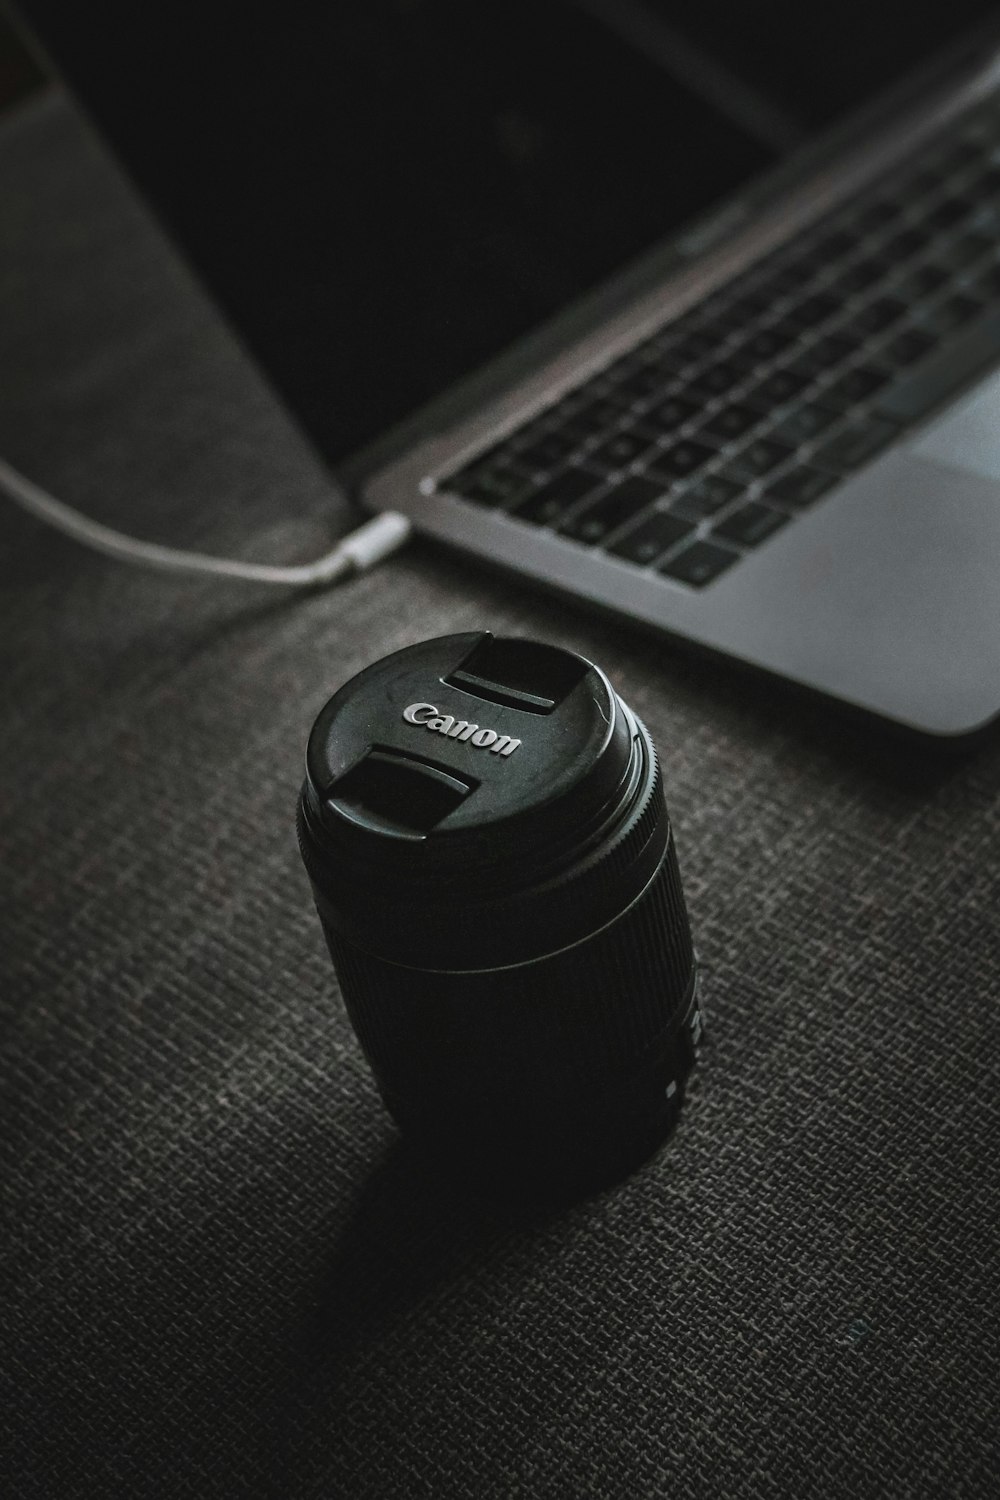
[0,454,413,587]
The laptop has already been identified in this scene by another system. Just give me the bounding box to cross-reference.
[17,1,1000,742]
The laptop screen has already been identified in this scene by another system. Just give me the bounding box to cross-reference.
[19,0,999,466]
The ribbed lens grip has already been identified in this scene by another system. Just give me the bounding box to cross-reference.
[299,741,669,971]
[318,835,698,1184]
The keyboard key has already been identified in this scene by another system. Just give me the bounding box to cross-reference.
[896,262,950,298]
[606,509,694,565]
[876,310,1000,422]
[767,401,840,445]
[884,327,937,366]
[665,328,718,367]
[612,363,672,402]
[767,259,819,295]
[713,501,790,548]
[822,363,892,407]
[699,402,760,443]
[810,416,900,472]
[750,270,792,308]
[587,427,656,471]
[921,293,983,335]
[833,256,889,294]
[882,226,932,261]
[688,357,743,398]
[898,165,947,199]
[559,474,664,544]
[811,227,855,259]
[767,465,840,509]
[515,429,580,471]
[726,289,774,321]
[744,368,813,409]
[644,394,700,434]
[966,161,1000,198]
[940,135,985,171]
[787,292,839,330]
[509,466,602,526]
[940,230,993,269]
[926,196,970,232]
[852,199,900,233]
[968,262,1000,301]
[648,438,717,482]
[791,333,861,377]
[733,325,799,366]
[846,296,906,337]
[693,316,737,349]
[659,539,740,587]
[725,436,794,481]
[448,459,530,508]
[670,473,745,520]
[544,394,587,430]
[563,395,629,438]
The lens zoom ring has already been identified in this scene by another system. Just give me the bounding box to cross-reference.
[299,729,670,971]
[321,837,694,1133]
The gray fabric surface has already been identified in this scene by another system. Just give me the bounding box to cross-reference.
[2,91,999,1499]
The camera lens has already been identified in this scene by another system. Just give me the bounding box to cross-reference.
[297,632,701,1192]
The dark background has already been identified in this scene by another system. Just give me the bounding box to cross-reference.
[9,1,997,466]
[0,8,44,111]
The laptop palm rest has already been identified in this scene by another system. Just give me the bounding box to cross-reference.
[690,445,1000,739]
[908,366,1000,485]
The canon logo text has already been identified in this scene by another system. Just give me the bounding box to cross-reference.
[402,702,521,756]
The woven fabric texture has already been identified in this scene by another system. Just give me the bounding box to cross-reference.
[2,93,999,1500]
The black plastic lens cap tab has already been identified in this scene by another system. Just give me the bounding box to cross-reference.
[304,632,634,877]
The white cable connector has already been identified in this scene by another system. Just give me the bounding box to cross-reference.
[0,454,413,587]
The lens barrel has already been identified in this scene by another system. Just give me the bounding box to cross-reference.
[297,632,701,1191]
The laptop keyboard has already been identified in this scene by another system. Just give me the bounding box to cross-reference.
[438,98,1000,587]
